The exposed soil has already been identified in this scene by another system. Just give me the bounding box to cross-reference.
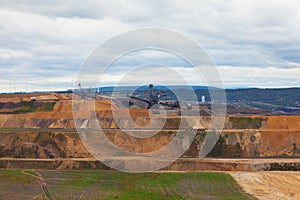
[0,93,299,162]
[229,171,300,200]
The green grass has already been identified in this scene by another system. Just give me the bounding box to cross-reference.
[0,127,17,130]
[0,170,256,200]
[229,117,263,129]
[0,170,35,184]
[10,101,56,114]
[49,171,255,199]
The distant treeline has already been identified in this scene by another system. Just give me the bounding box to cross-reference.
[96,86,299,107]
[225,88,300,107]
[96,86,300,107]
[171,87,300,107]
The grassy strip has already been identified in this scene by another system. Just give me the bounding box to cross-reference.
[0,170,256,199]
[44,171,255,200]
[229,117,263,129]
[10,101,56,114]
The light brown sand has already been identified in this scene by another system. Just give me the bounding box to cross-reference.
[228,171,300,200]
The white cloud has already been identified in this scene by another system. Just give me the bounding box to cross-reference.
[0,0,300,92]
[218,65,300,88]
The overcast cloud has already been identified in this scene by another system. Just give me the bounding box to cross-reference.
[0,0,300,92]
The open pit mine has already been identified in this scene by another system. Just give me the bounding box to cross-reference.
[0,92,299,171]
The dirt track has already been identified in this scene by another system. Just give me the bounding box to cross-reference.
[228,171,300,200]
[22,170,53,200]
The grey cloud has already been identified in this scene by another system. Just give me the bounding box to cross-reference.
[0,0,300,91]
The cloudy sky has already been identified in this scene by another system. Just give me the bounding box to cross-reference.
[0,0,300,92]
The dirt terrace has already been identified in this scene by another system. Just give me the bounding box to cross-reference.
[0,158,299,171]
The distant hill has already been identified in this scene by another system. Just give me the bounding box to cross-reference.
[96,85,300,114]
[225,88,300,107]
[97,85,300,107]
[98,85,214,92]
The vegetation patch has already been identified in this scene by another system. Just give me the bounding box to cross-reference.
[9,101,56,114]
[0,170,35,184]
[229,117,263,129]
[0,170,257,199]
[37,170,255,200]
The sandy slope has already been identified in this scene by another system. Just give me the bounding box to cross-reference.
[228,171,300,200]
